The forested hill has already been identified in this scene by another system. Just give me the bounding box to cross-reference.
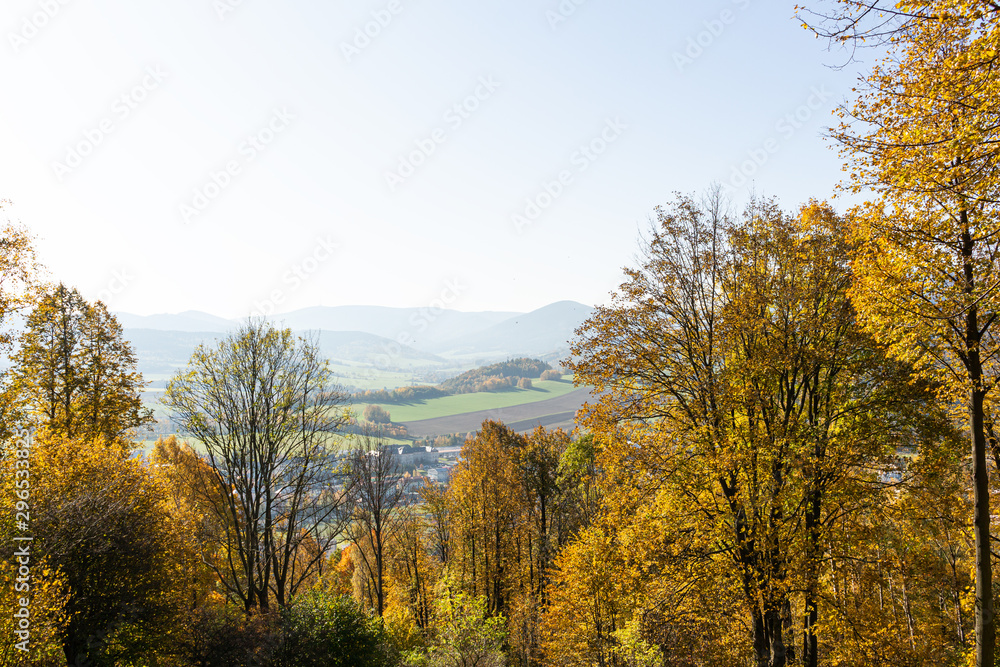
[351,357,559,404]
[439,357,552,393]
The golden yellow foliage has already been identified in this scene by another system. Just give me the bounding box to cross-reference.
[0,431,68,667]
[561,193,957,666]
[830,5,1000,664]
[27,430,200,663]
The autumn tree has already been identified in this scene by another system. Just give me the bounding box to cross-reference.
[421,482,451,567]
[163,319,354,612]
[798,5,1000,664]
[0,209,42,438]
[797,1,1000,55]
[447,420,526,622]
[566,192,947,667]
[150,435,226,610]
[0,207,40,345]
[345,429,405,617]
[554,433,602,542]
[444,421,585,665]
[416,582,507,667]
[30,431,194,665]
[518,426,566,605]
[387,503,441,631]
[12,283,152,443]
[0,431,69,667]
[540,523,620,667]
[815,429,972,665]
[364,404,393,424]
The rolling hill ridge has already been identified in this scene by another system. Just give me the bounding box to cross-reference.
[119,301,594,379]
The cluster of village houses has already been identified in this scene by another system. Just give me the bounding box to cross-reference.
[381,443,455,504]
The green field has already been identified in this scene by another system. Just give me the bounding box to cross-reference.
[142,363,450,418]
[135,432,408,457]
[354,377,579,423]
[141,372,580,449]
[327,362,471,392]
[146,365,467,393]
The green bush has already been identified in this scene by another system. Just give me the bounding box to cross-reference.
[277,591,389,667]
[403,586,506,667]
[171,594,389,667]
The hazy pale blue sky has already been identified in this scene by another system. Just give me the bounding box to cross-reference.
[0,0,861,318]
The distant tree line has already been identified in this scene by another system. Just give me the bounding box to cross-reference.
[351,358,557,405]
[353,385,449,405]
[413,433,468,450]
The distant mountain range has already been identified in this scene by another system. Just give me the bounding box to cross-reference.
[116,311,234,332]
[116,306,519,347]
[124,329,450,377]
[119,301,594,381]
[428,301,593,359]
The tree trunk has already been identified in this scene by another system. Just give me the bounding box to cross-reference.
[782,598,796,666]
[971,383,995,667]
[767,606,787,667]
[376,533,385,616]
[63,626,88,667]
[960,216,996,667]
[753,611,769,667]
[802,597,818,667]
[802,452,822,667]
[943,538,967,645]
[902,573,916,651]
